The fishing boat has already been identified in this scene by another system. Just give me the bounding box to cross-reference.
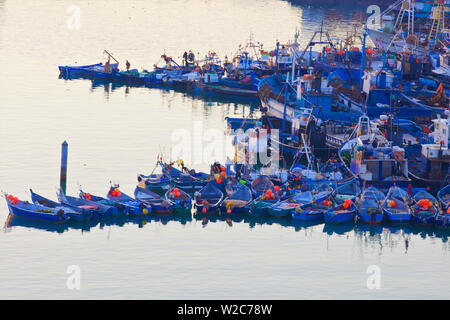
[437,184,450,210]
[356,186,385,224]
[436,184,450,227]
[382,186,412,223]
[247,191,280,216]
[411,190,439,225]
[324,199,357,224]
[271,182,333,217]
[134,186,174,215]
[164,187,193,211]
[57,189,117,219]
[334,178,361,203]
[79,189,129,216]
[106,186,152,216]
[250,175,275,197]
[90,63,119,79]
[137,161,183,194]
[5,194,70,223]
[221,183,253,214]
[291,189,334,221]
[194,182,224,214]
[192,73,258,98]
[114,69,152,85]
[30,189,91,221]
[339,115,411,189]
[173,170,211,194]
[406,112,450,187]
[58,62,103,78]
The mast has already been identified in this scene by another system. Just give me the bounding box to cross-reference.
[291,30,299,83]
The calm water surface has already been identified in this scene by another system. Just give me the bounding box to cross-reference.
[0,0,449,299]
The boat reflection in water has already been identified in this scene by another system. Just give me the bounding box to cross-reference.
[5,211,450,247]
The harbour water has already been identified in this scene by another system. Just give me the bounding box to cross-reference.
[0,0,449,299]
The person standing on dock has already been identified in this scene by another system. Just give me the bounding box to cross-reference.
[126,60,130,72]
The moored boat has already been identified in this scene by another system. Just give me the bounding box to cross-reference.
[134,186,174,215]
[382,186,412,223]
[411,190,439,225]
[79,189,129,216]
[107,186,152,216]
[57,189,116,219]
[164,187,193,211]
[194,182,224,214]
[324,199,356,224]
[221,183,253,215]
[30,189,91,221]
[356,186,385,224]
[5,194,70,223]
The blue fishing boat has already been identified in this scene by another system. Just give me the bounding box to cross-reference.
[173,171,211,194]
[339,115,411,190]
[5,194,70,223]
[134,186,174,215]
[291,191,333,221]
[194,182,224,214]
[334,178,361,203]
[164,187,193,211]
[382,186,412,223]
[114,69,152,85]
[137,161,183,194]
[250,175,275,197]
[357,186,385,224]
[411,190,439,225]
[106,187,152,216]
[79,189,129,216]
[57,190,116,219]
[58,62,103,78]
[272,183,333,218]
[30,189,91,221]
[437,185,450,210]
[220,183,253,214]
[90,63,119,79]
[193,77,258,98]
[324,200,357,224]
[436,185,450,227]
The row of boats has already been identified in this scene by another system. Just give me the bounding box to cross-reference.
[5,159,450,228]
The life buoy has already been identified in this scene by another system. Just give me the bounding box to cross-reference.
[394,152,404,162]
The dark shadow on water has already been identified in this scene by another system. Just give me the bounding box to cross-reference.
[59,74,261,109]
[4,211,450,248]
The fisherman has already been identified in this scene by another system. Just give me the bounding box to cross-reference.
[183,51,188,67]
[126,60,130,72]
[188,50,195,62]
[104,57,111,73]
